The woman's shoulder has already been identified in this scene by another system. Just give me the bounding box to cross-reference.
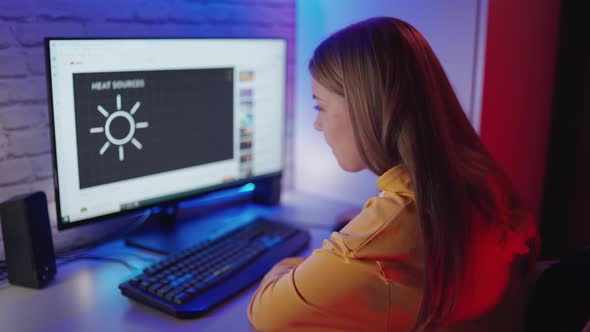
[333,188,422,258]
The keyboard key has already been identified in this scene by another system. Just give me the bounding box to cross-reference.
[157,284,175,297]
[173,293,190,304]
[184,287,199,297]
[148,283,163,293]
[165,288,185,301]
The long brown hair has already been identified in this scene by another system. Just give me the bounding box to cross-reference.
[309,17,531,330]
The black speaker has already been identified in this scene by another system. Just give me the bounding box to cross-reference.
[0,191,56,288]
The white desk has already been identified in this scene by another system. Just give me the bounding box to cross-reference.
[0,192,358,332]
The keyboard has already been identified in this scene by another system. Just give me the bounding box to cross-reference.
[119,217,310,318]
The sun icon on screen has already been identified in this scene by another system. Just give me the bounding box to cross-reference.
[89,94,149,161]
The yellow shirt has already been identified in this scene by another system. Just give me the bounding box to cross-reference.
[248,165,538,332]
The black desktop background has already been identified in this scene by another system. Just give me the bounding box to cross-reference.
[73,68,234,189]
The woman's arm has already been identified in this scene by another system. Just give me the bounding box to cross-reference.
[248,238,392,331]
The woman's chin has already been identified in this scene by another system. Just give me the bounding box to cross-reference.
[337,160,366,173]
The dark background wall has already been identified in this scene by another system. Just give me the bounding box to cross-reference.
[540,0,590,259]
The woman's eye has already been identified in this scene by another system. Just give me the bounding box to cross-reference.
[313,105,323,112]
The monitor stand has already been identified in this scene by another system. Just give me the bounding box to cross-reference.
[123,194,262,254]
[124,204,186,255]
[124,177,281,255]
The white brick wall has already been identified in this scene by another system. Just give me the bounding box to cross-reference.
[0,51,28,77]
[0,0,295,245]
[0,131,8,161]
[5,128,52,157]
[0,104,46,129]
[15,22,87,47]
[0,1,33,20]
[0,24,15,49]
[0,158,33,185]
[0,77,47,103]
[30,154,53,179]
[25,48,46,75]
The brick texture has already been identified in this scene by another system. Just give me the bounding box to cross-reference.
[0,131,7,161]
[0,77,48,104]
[0,157,34,185]
[0,1,33,21]
[0,104,46,130]
[6,128,52,157]
[0,51,28,78]
[25,48,46,76]
[0,24,16,49]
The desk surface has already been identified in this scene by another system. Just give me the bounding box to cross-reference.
[0,192,357,332]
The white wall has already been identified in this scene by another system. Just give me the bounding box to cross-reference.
[294,0,488,205]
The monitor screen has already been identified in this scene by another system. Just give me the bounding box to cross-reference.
[46,38,286,229]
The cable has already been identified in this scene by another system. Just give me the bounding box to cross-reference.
[0,261,6,282]
[58,255,139,272]
[56,209,152,261]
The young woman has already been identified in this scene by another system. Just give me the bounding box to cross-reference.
[248,17,539,332]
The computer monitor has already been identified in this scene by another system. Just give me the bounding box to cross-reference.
[45,38,286,251]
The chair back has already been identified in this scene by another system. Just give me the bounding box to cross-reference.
[525,248,590,332]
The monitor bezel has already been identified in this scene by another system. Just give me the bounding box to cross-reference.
[44,37,287,231]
